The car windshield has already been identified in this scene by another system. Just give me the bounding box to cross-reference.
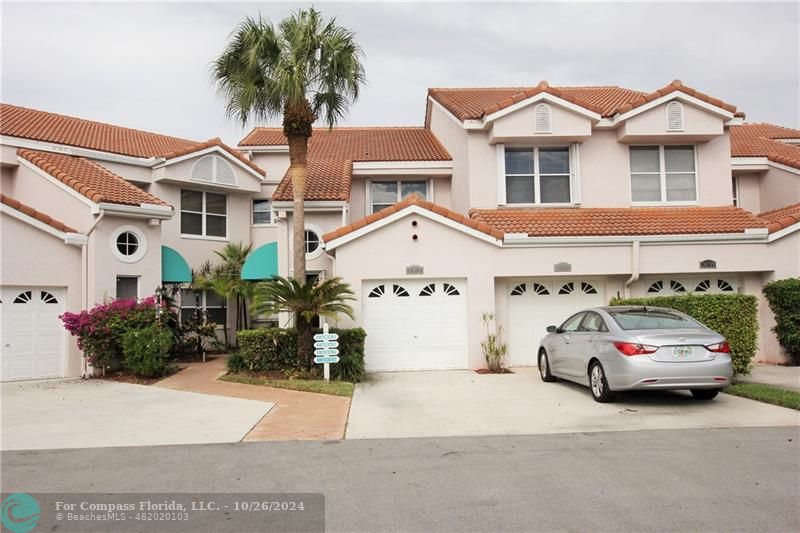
[608,309,702,330]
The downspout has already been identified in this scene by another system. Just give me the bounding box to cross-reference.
[81,209,105,378]
[624,240,641,298]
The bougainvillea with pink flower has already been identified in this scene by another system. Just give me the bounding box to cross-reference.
[60,297,164,368]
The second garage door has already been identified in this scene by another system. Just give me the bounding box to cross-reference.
[507,279,605,367]
[362,279,468,371]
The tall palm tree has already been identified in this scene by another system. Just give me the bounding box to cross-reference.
[212,8,365,283]
[251,276,355,368]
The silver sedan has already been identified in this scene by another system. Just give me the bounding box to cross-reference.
[537,306,732,402]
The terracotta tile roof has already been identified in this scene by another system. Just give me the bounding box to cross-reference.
[468,206,766,237]
[1,103,199,158]
[160,137,265,176]
[1,193,78,233]
[731,123,800,170]
[323,194,503,243]
[240,127,451,202]
[18,149,170,207]
[758,203,800,233]
[429,80,740,121]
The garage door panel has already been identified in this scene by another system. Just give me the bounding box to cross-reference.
[363,280,467,372]
[1,287,66,381]
[507,279,605,367]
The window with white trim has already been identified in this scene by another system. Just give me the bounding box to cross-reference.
[731,175,739,207]
[304,229,321,257]
[370,180,428,214]
[181,190,227,237]
[504,146,571,204]
[252,199,273,225]
[191,155,237,186]
[630,145,696,203]
[180,289,226,325]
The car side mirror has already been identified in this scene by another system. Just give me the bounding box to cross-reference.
[546,325,558,334]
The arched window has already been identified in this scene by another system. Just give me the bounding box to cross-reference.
[534,103,552,133]
[647,280,664,294]
[717,280,735,292]
[559,282,574,295]
[666,101,684,131]
[41,291,58,304]
[191,155,237,186]
[694,279,712,293]
[443,283,460,296]
[392,284,410,297]
[510,283,527,296]
[670,280,686,293]
[532,283,550,295]
[419,284,436,296]
[368,285,385,298]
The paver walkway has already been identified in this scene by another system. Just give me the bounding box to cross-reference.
[156,357,351,441]
[738,364,800,391]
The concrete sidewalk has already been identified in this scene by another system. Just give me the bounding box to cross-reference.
[156,357,351,441]
[738,364,800,391]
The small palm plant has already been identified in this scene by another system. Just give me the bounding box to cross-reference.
[480,312,508,373]
[252,276,355,368]
[213,242,254,332]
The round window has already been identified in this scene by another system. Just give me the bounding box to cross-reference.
[304,230,321,255]
[116,231,139,256]
[110,225,147,263]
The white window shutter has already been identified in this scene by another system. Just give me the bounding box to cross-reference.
[666,101,684,131]
[192,156,214,181]
[534,103,552,133]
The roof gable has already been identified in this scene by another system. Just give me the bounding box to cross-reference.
[18,149,169,207]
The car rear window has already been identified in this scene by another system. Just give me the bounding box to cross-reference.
[608,310,702,330]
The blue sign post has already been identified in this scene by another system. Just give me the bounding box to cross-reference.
[313,323,340,382]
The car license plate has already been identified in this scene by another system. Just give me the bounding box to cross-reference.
[673,346,693,359]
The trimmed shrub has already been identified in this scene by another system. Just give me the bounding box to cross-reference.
[61,297,163,369]
[121,324,173,378]
[609,293,758,376]
[234,327,367,382]
[763,278,800,365]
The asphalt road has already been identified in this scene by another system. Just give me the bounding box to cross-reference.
[2,426,798,532]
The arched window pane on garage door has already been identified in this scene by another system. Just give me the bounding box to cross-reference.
[368,285,385,298]
[443,283,460,296]
[419,284,436,296]
[13,291,32,304]
[392,284,410,297]
[41,291,58,304]
[510,283,526,296]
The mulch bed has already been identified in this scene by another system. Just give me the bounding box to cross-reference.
[96,366,180,386]
[475,368,515,375]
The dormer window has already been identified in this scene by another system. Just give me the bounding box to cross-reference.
[665,101,684,131]
[534,103,552,133]
[191,155,237,186]
[502,146,572,204]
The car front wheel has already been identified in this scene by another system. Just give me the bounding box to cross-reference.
[538,351,556,382]
[589,361,615,403]
[690,389,720,400]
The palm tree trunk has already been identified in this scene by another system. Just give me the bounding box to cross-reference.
[296,314,313,369]
[287,134,308,283]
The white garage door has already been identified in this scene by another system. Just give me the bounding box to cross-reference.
[362,279,468,371]
[508,279,605,367]
[1,287,67,381]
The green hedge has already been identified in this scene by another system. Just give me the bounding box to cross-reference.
[609,294,758,376]
[232,327,367,382]
[763,278,800,365]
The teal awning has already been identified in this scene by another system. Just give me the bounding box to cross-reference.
[161,246,192,283]
[242,242,279,280]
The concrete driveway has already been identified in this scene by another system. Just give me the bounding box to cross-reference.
[1,378,274,450]
[346,368,799,439]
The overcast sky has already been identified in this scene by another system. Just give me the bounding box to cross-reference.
[2,2,798,146]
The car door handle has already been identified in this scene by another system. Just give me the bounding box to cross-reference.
[563,335,572,344]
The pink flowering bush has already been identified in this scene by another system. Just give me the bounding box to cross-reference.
[60,297,163,369]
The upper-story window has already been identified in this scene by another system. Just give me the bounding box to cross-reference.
[252,199,273,225]
[630,145,696,204]
[191,155,237,186]
[504,147,571,204]
[181,189,227,238]
[370,180,428,214]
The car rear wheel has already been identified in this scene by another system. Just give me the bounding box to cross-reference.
[538,351,556,382]
[690,389,720,400]
[589,361,615,403]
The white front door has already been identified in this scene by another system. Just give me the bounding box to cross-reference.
[362,279,468,371]
[1,287,67,381]
[507,279,605,367]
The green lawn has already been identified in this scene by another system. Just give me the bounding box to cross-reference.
[220,373,354,397]
[725,383,800,411]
